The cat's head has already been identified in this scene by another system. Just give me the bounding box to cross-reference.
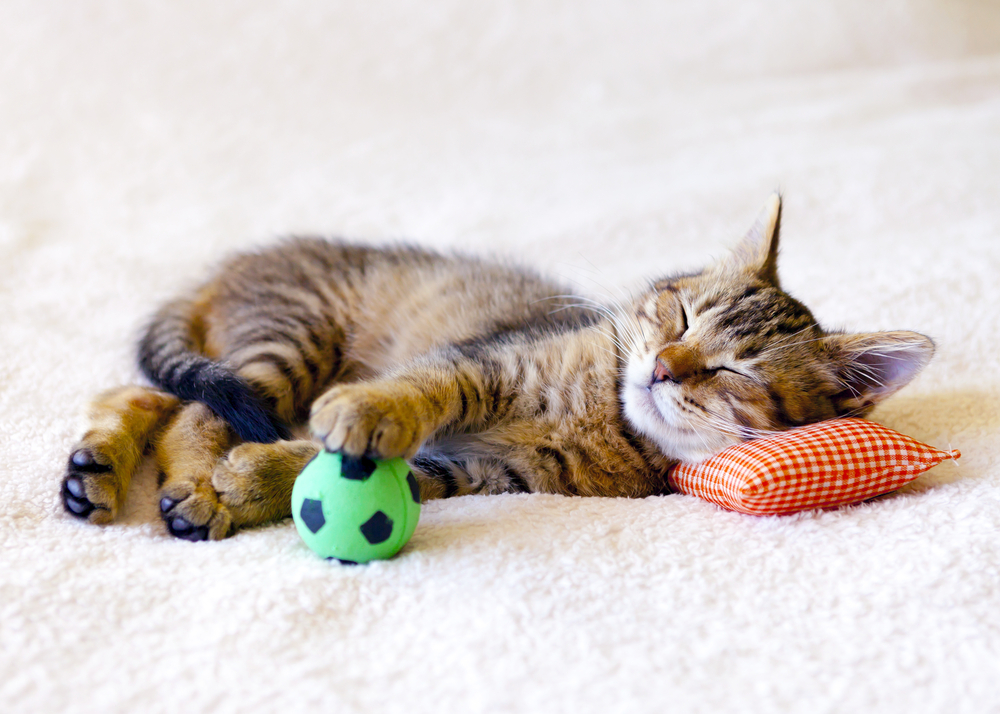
[620,194,934,463]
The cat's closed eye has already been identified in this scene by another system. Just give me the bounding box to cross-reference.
[706,365,746,378]
[678,304,690,336]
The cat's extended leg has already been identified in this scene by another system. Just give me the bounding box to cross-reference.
[62,386,180,524]
[309,348,517,459]
[155,401,318,540]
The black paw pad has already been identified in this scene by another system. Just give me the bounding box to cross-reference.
[360,511,393,545]
[62,478,94,518]
[65,476,86,499]
[167,516,209,541]
[69,449,111,473]
[159,497,178,514]
[341,455,378,481]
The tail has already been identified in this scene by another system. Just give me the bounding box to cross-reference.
[137,299,289,443]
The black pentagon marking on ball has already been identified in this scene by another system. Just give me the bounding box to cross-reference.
[406,471,421,504]
[299,498,326,534]
[360,511,394,545]
[341,455,378,481]
[326,558,360,566]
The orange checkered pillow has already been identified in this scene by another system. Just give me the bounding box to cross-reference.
[667,418,959,516]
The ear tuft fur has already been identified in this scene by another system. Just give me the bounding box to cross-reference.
[722,193,783,285]
[825,331,935,416]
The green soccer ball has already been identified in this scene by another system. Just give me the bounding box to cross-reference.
[291,451,421,564]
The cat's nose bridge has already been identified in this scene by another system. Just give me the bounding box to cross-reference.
[653,343,702,384]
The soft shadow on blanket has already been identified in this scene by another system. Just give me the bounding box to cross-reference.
[98,390,986,540]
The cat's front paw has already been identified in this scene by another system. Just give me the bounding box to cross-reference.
[309,382,430,459]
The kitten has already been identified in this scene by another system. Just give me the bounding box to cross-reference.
[61,195,934,540]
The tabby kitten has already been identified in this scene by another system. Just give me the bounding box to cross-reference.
[61,195,933,541]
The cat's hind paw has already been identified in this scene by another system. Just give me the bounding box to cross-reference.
[158,476,233,542]
[61,447,120,525]
[61,385,180,527]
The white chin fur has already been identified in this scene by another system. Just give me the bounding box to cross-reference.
[621,355,735,463]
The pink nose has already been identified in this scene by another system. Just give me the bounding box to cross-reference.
[652,360,676,384]
[653,344,698,384]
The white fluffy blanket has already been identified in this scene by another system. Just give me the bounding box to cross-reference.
[3,2,999,712]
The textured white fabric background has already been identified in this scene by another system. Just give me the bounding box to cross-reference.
[2,2,999,713]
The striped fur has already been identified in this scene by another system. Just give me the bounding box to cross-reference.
[63,194,936,539]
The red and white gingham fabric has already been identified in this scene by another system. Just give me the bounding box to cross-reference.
[667,418,960,516]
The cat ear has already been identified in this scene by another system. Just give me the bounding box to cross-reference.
[722,193,782,285]
[824,331,935,415]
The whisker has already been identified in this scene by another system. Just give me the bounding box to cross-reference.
[576,254,639,310]
[698,411,780,441]
[542,302,634,358]
[552,270,648,353]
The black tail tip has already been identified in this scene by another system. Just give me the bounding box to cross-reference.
[188,369,291,444]
[139,354,291,444]
[228,410,291,444]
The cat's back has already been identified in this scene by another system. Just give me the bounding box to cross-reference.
[202,237,593,373]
